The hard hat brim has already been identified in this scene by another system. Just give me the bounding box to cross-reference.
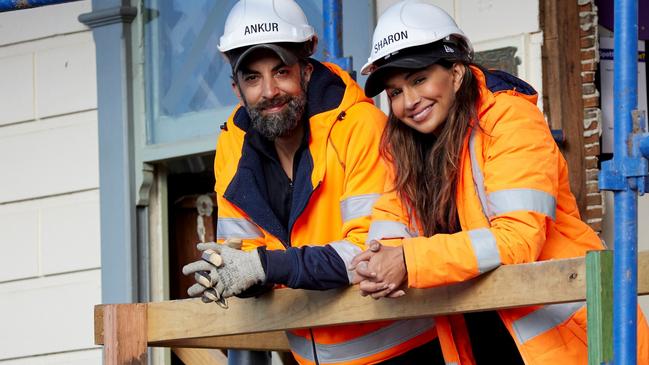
[230,43,299,75]
[364,42,463,98]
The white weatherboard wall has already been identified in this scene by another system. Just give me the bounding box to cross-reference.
[0,1,101,363]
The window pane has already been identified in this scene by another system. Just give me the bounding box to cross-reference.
[144,0,371,147]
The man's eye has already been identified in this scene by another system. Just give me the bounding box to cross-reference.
[244,75,258,82]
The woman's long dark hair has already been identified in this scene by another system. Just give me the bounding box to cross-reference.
[380,61,480,236]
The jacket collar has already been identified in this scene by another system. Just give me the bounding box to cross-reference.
[471,65,538,120]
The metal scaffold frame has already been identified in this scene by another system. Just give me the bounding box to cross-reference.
[598,0,649,363]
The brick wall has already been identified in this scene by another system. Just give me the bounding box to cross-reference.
[579,0,604,233]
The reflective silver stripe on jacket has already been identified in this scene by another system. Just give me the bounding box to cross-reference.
[488,189,557,220]
[287,318,435,363]
[216,218,263,239]
[512,301,585,344]
[340,193,380,223]
[328,240,363,283]
[470,127,557,221]
[469,127,491,219]
[367,220,415,242]
[468,228,501,273]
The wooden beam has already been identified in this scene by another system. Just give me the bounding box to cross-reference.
[541,0,587,216]
[95,251,649,349]
[147,262,584,342]
[96,306,290,350]
[154,332,290,351]
[103,303,147,364]
[172,348,227,365]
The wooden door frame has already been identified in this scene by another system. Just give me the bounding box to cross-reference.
[541,0,588,216]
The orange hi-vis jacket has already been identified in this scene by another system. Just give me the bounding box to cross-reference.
[213,60,436,365]
[370,66,649,365]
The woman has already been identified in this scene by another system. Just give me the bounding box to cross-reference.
[350,1,649,364]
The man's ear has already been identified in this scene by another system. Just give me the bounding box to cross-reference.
[231,79,244,105]
[302,62,313,84]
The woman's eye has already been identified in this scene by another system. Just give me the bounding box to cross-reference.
[413,77,425,85]
[388,89,402,98]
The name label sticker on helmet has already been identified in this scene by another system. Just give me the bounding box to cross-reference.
[374,31,408,54]
[244,23,280,35]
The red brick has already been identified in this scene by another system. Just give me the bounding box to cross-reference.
[587,193,603,206]
[581,71,595,83]
[589,220,603,232]
[581,49,597,60]
[584,134,600,145]
[581,36,596,49]
[582,61,597,71]
[583,97,599,108]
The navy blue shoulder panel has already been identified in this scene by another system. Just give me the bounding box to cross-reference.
[232,105,251,132]
[304,59,346,118]
[481,67,537,96]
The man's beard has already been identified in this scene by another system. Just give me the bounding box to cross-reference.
[247,92,307,140]
[245,67,310,141]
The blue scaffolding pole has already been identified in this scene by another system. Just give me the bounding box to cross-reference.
[322,0,352,73]
[599,0,649,363]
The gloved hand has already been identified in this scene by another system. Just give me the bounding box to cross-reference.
[182,241,266,302]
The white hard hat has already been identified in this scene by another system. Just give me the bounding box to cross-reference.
[360,0,472,76]
[218,0,316,53]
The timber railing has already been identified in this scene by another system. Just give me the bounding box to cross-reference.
[94,250,649,365]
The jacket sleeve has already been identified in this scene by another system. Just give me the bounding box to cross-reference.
[379,95,560,288]
[262,103,389,289]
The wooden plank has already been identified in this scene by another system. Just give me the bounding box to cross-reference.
[94,304,105,345]
[97,306,290,350]
[587,250,613,365]
[172,348,227,365]
[94,251,649,350]
[103,303,147,365]
[148,256,590,342]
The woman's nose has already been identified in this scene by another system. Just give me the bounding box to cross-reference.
[403,87,420,109]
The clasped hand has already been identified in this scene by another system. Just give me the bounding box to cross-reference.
[349,240,408,299]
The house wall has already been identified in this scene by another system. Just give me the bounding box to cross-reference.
[0,1,101,364]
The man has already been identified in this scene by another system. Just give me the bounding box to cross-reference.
[182,1,437,364]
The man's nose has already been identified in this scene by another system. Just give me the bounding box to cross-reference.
[261,77,280,99]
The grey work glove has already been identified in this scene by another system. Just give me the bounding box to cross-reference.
[182,242,266,302]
